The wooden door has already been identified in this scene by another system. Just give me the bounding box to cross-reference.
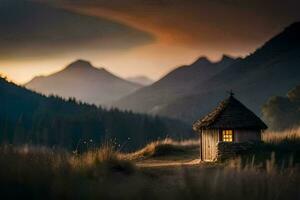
[202,130,219,161]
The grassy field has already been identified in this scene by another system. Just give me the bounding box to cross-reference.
[0,128,299,199]
[263,127,300,143]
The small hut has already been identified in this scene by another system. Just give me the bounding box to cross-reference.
[193,93,267,161]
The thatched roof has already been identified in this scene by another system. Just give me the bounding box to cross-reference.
[193,95,268,131]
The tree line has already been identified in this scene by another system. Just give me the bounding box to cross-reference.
[0,77,191,151]
[263,85,300,130]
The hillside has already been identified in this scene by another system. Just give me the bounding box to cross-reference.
[0,77,191,150]
[115,22,300,125]
[25,60,142,106]
[126,76,154,86]
[115,55,238,114]
[158,22,300,123]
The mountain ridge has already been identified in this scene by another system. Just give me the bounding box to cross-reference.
[157,22,300,122]
[25,60,142,105]
[114,22,300,123]
[114,54,239,113]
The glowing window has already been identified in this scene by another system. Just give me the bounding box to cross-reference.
[222,130,233,142]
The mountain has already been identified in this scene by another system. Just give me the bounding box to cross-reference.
[25,60,142,105]
[115,22,300,125]
[0,76,191,151]
[114,55,239,114]
[157,22,300,123]
[126,76,154,86]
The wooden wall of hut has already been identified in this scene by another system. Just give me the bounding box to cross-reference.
[234,130,261,142]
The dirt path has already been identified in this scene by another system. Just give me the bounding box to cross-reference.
[136,159,201,168]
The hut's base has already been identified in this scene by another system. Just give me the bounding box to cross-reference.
[215,141,258,161]
[200,141,261,162]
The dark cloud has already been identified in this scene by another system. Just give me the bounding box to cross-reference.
[0,0,155,59]
[2,0,300,59]
[58,0,300,54]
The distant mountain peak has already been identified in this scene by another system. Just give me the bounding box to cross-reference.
[220,54,235,62]
[192,55,237,66]
[193,56,212,65]
[25,59,142,105]
[217,54,240,65]
[66,59,94,70]
[191,55,237,67]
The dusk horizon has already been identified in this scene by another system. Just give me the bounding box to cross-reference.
[1,0,300,84]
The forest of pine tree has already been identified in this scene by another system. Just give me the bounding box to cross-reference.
[0,77,192,151]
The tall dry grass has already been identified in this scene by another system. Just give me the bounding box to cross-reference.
[0,143,136,199]
[260,127,300,163]
[0,128,299,199]
[125,138,199,160]
[262,126,300,143]
[1,143,298,200]
[70,142,135,174]
[175,156,300,200]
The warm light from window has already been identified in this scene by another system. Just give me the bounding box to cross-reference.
[222,130,233,142]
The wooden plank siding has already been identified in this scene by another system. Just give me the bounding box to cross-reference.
[199,132,202,161]
[234,129,261,142]
[201,129,219,161]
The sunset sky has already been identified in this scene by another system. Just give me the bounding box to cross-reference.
[1,0,300,84]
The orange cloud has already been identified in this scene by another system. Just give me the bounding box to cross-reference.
[58,0,300,54]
